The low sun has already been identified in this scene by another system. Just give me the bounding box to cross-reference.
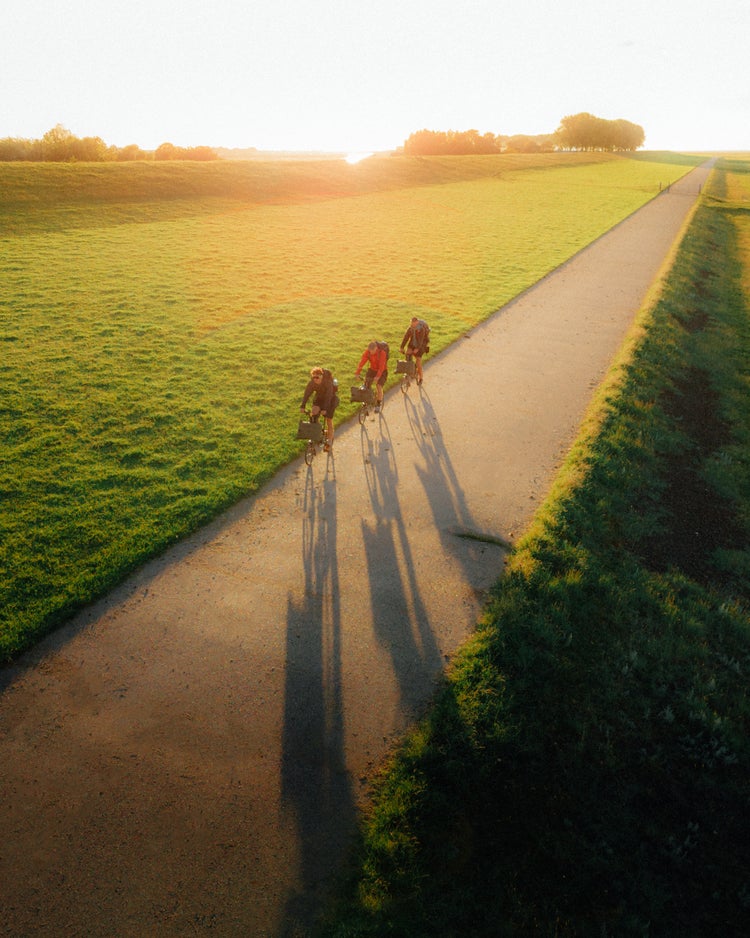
[344,152,374,164]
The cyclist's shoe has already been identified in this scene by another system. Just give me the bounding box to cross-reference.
[374,404,380,413]
[417,378,423,386]
[324,442,331,452]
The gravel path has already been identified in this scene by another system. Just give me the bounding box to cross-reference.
[0,162,713,938]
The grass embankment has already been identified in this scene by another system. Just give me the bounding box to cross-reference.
[320,160,750,935]
[0,151,697,230]
[0,152,698,661]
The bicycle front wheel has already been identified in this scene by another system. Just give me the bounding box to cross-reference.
[304,441,315,465]
[358,404,367,425]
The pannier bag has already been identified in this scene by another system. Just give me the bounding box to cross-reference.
[396,359,416,376]
[350,385,376,404]
[296,420,324,442]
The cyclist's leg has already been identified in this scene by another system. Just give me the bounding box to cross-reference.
[364,368,377,404]
[407,346,422,382]
[368,369,381,407]
[324,404,335,448]
[375,371,387,408]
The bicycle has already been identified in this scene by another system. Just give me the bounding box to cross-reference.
[396,356,417,394]
[350,383,377,425]
[296,411,331,465]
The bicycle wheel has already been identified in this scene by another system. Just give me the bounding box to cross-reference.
[304,441,315,465]
[400,375,410,394]
[358,404,367,425]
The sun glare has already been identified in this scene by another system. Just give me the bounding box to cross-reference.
[344,152,374,164]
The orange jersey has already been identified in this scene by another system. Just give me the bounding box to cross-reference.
[357,346,387,379]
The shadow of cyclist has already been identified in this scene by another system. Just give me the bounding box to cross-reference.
[358,413,442,719]
[280,458,355,934]
[403,386,508,594]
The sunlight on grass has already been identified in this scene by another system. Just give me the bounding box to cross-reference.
[1,154,697,658]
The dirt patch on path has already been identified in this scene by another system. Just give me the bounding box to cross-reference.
[0,164,713,938]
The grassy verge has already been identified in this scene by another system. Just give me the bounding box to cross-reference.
[319,161,750,935]
[1,153,699,661]
[0,151,699,227]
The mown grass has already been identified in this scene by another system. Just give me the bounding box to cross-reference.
[319,159,750,936]
[0,152,698,661]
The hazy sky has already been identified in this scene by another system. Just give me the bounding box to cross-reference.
[2,0,747,153]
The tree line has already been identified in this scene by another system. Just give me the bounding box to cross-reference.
[0,125,219,162]
[402,112,645,156]
[0,113,645,163]
[403,129,556,155]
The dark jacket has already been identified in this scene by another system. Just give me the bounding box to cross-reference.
[301,369,337,414]
[400,320,429,353]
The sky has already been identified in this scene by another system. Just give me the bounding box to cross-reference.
[1,0,748,154]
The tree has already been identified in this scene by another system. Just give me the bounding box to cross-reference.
[403,130,445,155]
[0,128,218,161]
[41,124,76,161]
[154,142,179,161]
[554,113,645,152]
[71,135,110,162]
[504,135,541,154]
[611,119,645,151]
[555,112,599,151]
[0,136,40,160]
[403,128,503,156]
[116,144,150,162]
[154,142,218,161]
[183,145,218,161]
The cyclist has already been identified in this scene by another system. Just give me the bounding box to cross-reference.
[300,366,338,451]
[399,316,430,386]
[355,341,388,412]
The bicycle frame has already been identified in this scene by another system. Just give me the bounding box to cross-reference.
[298,412,330,465]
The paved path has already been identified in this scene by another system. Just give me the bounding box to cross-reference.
[0,163,712,938]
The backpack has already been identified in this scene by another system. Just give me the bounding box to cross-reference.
[322,369,339,407]
[411,320,429,352]
[375,340,390,361]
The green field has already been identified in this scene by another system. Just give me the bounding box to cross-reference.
[320,158,750,935]
[1,152,698,660]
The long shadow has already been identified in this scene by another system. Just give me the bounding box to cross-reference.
[280,453,355,934]
[358,410,443,717]
[402,387,471,523]
[279,382,507,932]
[402,385,509,591]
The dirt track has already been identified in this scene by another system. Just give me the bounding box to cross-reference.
[0,163,713,938]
